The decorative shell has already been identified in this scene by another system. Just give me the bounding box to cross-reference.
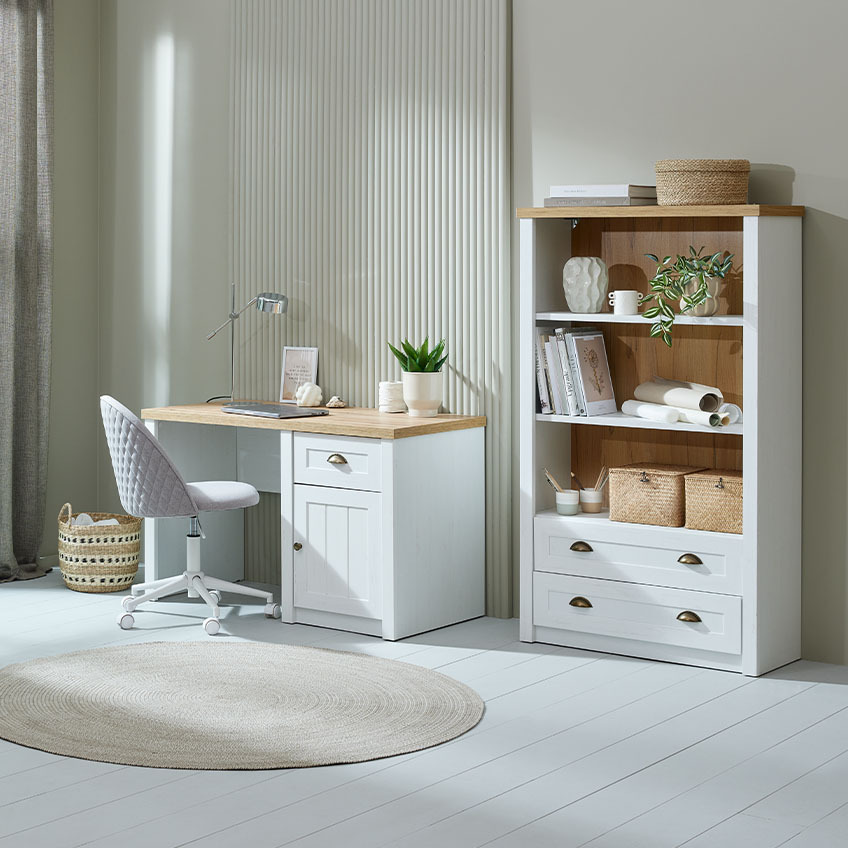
[295,382,323,407]
[326,396,346,408]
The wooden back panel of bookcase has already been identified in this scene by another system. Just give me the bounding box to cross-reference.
[569,217,744,492]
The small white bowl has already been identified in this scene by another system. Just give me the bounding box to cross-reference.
[555,490,580,515]
[579,489,604,514]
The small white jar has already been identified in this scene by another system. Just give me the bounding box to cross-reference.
[555,490,580,516]
[579,489,604,514]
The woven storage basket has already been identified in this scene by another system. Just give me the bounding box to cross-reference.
[685,469,743,534]
[655,159,750,206]
[609,463,706,527]
[58,503,142,593]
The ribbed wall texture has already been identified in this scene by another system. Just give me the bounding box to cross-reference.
[232,0,512,616]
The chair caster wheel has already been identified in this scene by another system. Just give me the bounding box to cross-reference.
[118,612,135,630]
[121,596,134,612]
[203,617,221,636]
[208,589,222,605]
[264,603,282,619]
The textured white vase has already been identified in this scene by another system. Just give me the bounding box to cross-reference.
[562,256,609,313]
[402,371,443,417]
[680,276,722,317]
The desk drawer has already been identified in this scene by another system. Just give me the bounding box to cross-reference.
[533,571,742,655]
[294,433,381,492]
[534,513,742,595]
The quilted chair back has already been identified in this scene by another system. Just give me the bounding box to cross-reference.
[99,396,198,518]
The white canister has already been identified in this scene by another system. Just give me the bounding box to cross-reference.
[555,490,580,515]
[378,380,406,413]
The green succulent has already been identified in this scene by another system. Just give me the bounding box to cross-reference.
[641,246,734,346]
[387,337,447,372]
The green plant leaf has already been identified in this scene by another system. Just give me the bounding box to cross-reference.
[387,343,408,371]
[645,253,659,263]
[643,306,661,319]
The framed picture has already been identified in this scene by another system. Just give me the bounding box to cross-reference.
[280,346,319,403]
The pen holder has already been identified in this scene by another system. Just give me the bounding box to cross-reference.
[555,490,580,516]
[579,489,604,514]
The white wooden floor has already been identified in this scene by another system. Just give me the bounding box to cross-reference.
[2,571,848,848]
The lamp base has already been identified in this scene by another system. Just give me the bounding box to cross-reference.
[206,395,233,404]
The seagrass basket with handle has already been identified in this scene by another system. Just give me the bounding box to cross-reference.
[609,464,706,527]
[685,469,743,534]
[57,503,142,593]
[655,159,750,205]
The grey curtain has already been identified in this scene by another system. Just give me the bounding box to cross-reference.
[0,0,53,582]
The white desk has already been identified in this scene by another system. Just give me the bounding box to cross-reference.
[141,404,486,640]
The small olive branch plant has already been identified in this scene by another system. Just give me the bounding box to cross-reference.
[387,337,447,372]
[641,246,734,347]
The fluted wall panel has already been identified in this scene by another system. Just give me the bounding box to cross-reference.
[232,0,512,616]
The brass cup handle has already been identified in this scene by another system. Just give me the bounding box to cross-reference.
[293,542,303,551]
[570,541,593,553]
[677,553,703,566]
[569,596,593,609]
[327,453,348,465]
[677,610,702,623]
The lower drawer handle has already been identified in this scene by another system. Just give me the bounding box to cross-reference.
[678,553,703,565]
[570,541,593,553]
[569,596,592,609]
[327,453,348,465]
[677,610,702,623]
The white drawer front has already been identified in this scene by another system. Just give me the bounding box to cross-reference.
[294,433,381,492]
[534,514,742,595]
[533,571,742,655]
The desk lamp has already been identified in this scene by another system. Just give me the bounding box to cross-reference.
[206,283,288,402]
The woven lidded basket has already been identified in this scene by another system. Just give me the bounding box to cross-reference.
[609,463,706,527]
[655,159,750,206]
[685,469,743,534]
[58,503,142,593]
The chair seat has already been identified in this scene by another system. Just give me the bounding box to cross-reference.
[186,481,259,512]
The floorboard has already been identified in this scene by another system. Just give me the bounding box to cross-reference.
[1,571,847,848]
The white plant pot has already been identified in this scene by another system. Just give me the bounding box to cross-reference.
[680,276,723,317]
[402,371,443,417]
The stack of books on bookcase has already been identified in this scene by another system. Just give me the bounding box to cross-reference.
[536,327,616,417]
[543,184,657,207]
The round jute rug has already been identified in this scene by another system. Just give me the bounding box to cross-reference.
[0,642,484,769]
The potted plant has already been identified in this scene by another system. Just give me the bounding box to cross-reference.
[641,246,734,346]
[387,337,447,417]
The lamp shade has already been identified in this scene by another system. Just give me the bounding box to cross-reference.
[256,292,288,314]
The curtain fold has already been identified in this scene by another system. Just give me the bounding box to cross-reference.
[0,0,53,582]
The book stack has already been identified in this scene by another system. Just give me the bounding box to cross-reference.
[536,327,617,417]
[543,184,657,207]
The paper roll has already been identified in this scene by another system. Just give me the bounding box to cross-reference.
[634,377,723,412]
[672,407,730,427]
[720,403,743,424]
[621,399,679,424]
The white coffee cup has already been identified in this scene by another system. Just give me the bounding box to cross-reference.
[608,290,640,315]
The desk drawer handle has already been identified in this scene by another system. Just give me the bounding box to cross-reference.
[677,610,702,623]
[570,541,593,553]
[293,542,302,552]
[678,553,703,566]
[327,453,348,465]
[569,596,592,609]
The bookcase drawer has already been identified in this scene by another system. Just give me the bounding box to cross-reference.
[533,571,742,655]
[294,433,381,492]
[534,513,743,595]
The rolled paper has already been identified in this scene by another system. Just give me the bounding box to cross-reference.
[672,407,731,427]
[720,402,743,424]
[621,399,679,424]
[634,376,723,412]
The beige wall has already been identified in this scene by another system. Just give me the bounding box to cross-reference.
[513,0,848,663]
[46,0,102,553]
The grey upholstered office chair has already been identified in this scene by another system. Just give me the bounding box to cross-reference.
[100,395,281,635]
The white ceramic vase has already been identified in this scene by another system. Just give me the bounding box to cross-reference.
[562,256,609,313]
[680,276,722,317]
[402,371,443,417]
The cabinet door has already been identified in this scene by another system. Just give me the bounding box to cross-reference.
[293,485,382,619]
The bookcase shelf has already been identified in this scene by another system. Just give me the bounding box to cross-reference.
[519,206,802,677]
[536,412,743,436]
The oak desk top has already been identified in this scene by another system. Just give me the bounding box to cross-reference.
[141,403,486,440]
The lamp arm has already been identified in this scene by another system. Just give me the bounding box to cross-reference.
[206,295,259,340]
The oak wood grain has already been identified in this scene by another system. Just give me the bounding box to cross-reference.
[517,204,804,219]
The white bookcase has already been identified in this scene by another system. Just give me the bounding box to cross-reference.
[518,204,804,676]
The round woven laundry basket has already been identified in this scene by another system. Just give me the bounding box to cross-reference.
[57,503,142,593]
[655,159,750,205]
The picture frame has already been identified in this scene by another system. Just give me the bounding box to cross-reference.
[279,346,319,403]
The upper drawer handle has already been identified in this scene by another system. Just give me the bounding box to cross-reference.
[569,596,593,609]
[677,553,703,566]
[570,541,593,553]
[327,453,348,465]
[677,610,702,623]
